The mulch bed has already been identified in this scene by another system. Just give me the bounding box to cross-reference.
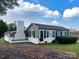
[0,44,77,59]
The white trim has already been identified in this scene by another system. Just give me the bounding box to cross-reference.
[62,31,67,36]
[46,30,48,38]
[52,30,56,37]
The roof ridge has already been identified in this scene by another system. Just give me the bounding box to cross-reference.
[31,23,69,31]
[32,23,64,28]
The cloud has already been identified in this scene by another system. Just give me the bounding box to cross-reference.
[44,10,60,18]
[18,0,23,5]
[23,2,60,17]
[51,20,60,26]
[0,1,60,27]
[63,7,79,19]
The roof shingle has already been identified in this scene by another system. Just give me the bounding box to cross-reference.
[33,23,69,31]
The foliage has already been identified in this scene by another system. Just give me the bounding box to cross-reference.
[56,36,78,44]
[0,20,8,38]
[0,0,18,15]
[8,23,16,31]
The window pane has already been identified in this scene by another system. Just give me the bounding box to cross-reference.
[47,31,49,37]
[49,31,52,37]
[53,31,55,37]
[44,30,46,38]
[57,31,61,36]
[28,31,31,37]
[33,30,35,38]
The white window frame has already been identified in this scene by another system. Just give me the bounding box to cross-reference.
[39,29,44,39]
[46,30,49,38]
[31,30,34,37]
[57,31,61,36]
[62,31,67,36]
[52,30,56,37]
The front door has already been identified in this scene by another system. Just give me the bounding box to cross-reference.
[39,30,44,42]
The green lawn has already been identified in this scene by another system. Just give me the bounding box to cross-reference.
[38,43,79,57]
[0,39,9,45]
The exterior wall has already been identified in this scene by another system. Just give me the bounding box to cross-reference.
[27,24,39,38]
[9,40,28,43]
[38,29,69,40]
[39,29,56,43]
[56,30,69,37]
[62,31,69,36]
[56,31,62,37]
[4,33,28,43]
[4,34,15,41]
[43,37,55,43]
[4,34,10,41]
[27,24,40,44]
[28,37,40,44]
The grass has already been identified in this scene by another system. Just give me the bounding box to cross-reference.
[38,43,79,57]
[0,39,9,45]
[0,39,79,57]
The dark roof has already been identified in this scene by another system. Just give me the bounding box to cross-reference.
[32,23,69,31]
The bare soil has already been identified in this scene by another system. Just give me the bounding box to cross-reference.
[0,44,77,59]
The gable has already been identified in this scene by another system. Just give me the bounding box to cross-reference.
[26,23,38,31]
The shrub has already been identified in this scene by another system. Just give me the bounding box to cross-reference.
[56,36,78,44]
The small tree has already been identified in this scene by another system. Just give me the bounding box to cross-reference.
[0,19,8,38]
[8,23,16,31]
[0,0,18,38]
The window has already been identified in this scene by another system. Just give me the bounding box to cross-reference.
[49,31,52,37]
[52,31,56,37]
[57,31,61,36]
[31,30,35,38]
[44,30,46,38]
[28,31,31,37]
[47,31,49,38]
[62,31,67,36]
[65,31,67,36]
[33,30,35,38]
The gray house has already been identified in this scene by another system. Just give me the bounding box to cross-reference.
[26,23,69,43]
[4,21,69,44]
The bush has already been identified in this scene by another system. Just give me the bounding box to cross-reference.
[56,36,78,44]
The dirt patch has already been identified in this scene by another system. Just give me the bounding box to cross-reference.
[0,45,26,59]
[0,44,77,59]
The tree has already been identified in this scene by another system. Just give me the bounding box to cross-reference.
[0,19,8,38]
[8,23,16,31]
[0,0,18,15]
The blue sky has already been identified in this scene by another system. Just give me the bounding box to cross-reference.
[1,0,79,31]
[25,0,79,14]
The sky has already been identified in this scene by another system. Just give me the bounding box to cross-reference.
[1,0,79,31]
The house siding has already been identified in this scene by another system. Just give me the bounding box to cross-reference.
[27,23,69,38]
[27,24,39,38]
